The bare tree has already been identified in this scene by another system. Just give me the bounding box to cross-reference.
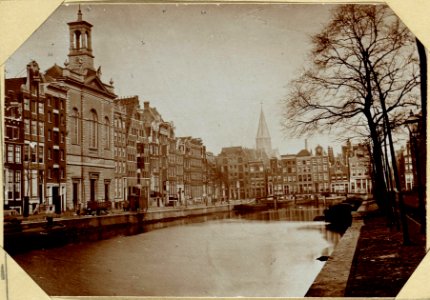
[281,5,420,211]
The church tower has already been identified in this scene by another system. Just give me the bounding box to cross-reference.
[256,105,273,156]
[67,6,95,72]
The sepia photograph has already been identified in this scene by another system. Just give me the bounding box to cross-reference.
[2,0,428,298]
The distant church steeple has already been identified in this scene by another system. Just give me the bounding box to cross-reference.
[67,5,95,72]
[256,104,272,156]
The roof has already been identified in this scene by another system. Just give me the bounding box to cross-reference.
[44,64,64,82]
[256,107,271,139]
[297,149,311,157]
[220,146,244,156]
[5,77,26,93]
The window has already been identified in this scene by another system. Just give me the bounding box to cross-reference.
[7,144,14,163]
[30,121,37,135]
[30,170,37,197]
[48,129,52,141]
[23,145,29,162]
[71,108,79,144]
[15,145,21,163]
[24,120,30,134]
[104,182,109,201]
[39,121,44,136]
[53,131,59,144]
[24,98,30,110]
[15,170,21,199]
[6,171,13,200]
[53,149,59,163]
[104,117,110,150]
[48,149,52,160]
[60,150,64,160]
[48,111,52,123]
[90,110,98,148]
[90,178,96,201]
[31,146,36,163]
[54,114,59,127]
[38,102,44,114]
[38,146,44,163]
[31,100,37,113]
[6,126,19,140]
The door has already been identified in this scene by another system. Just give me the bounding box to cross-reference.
[90,179,96,201]
[73,182,78,209]
[53,186,61,214]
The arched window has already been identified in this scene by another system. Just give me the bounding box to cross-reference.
[74,30,81,50]
[104,117,110,150]
[71,108,79,145]
[85,31,91,49]
[90,110,98,148]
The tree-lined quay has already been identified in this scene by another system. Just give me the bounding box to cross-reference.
[281,5,426,243]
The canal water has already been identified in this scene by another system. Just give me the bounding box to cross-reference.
[13,205,340,297]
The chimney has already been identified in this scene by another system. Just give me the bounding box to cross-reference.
[144,101,149,109]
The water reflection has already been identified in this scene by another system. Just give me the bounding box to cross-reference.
[238,205,327,222]
[13,205,341,297]
[145,204,327,232]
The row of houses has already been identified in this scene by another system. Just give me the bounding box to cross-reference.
[217,141,373,201]
[4,60,215,213]
[4,8,214,214]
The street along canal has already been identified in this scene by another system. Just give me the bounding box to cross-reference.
[12,204,341,297]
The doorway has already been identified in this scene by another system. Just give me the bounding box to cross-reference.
[53,186,61,214]
[73,182,78,209]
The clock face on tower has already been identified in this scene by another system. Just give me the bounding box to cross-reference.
[76,57,83,64]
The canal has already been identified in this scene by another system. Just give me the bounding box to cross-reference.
[12,205,341,297]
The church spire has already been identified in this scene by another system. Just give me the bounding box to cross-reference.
[256,104,272,156]
[77,4,83,21]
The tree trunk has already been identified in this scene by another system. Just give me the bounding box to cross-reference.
[365,111,388,213]
[416,38,427,234]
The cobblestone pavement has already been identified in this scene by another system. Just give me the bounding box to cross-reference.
[344,205,426,297]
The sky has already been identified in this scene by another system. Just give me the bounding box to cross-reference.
[5,2,347,155]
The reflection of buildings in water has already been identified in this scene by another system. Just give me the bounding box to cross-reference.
[268,210,280,220]
[250,207,326,222]
[255,206,329,222]
[284,207,325,221]
[319,225,341,245]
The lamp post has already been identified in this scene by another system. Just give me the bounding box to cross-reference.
[405,111,426,234]
[23,141,37,217]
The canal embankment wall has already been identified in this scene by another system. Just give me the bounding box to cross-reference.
[305,206,366,297]
[5,198,347,256]
[5,204,232,254]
